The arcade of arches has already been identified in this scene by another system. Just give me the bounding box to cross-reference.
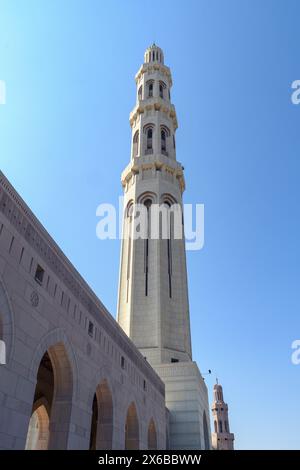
[24,343,158,451]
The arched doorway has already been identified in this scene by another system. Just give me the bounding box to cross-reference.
[203,411,210,450]
[125,402,139,450]
[25,343,73,450]
[147,418,157,450]
[89,379,113,450]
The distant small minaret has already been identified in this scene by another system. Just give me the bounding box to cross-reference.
[211,381,234,450]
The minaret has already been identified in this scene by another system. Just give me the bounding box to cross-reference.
[117,44,211,450]
[211,382,234,450]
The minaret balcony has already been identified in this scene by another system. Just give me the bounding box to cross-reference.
[135,63,172,87]
[129,98,178,129]
[121,154,185,192]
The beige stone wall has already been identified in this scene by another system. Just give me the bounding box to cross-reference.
[155,362,211,450]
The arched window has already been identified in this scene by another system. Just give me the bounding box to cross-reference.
[159,81,166,99]
[126,203,134,302]
[143,124,154,155]
[132,130,139,158]
[159,84,163,99]
[147,128,152,150]
[148,82,153,98]
[225,420,229,433]
[144,199,152,296]
[160,125,170,156]
[160,200,173,298]
[214,420,217,433]
[161,129,166,152]
[138,85,142,100]
[219,420,223,433]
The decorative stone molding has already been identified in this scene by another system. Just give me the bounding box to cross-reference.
[135,63,172,87]
[130,99,178,130]
[121,160,185,193]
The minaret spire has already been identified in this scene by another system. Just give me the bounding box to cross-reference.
[211,382,235,450]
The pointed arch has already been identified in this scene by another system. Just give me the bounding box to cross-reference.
[160,125,170,156]
[138,85,143,100]
[125,402,139,450]
[143,123,155,154]
[160,125,170,137]
[28,328,78,400]
[159,81,166,99]
[89,379,114,450]
[146,80,154,98]
[147,418,157,450]
[27,330,77,449]
[161,193,177,206]
[132,130,139,158]
[138,191,157,205]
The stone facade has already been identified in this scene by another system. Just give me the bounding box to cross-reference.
[117,44,211,449]
[0,171,166,450]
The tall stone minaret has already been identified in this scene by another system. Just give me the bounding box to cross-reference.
[117,44,211,450]
[211,381,235,450]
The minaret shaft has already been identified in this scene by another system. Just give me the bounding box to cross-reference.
[117,44,191,366]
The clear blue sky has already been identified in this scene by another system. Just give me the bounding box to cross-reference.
[1,0,300,449]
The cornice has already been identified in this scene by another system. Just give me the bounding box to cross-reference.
[129,98,178,130]
[135,63,172,87]
[121,158,186,193]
